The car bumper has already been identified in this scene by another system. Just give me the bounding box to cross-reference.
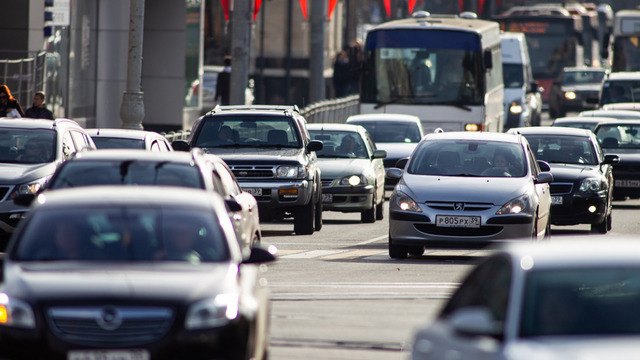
[322,185,374,212]
[549,193,608,225]
[0,318,253,360]
[389,209,535,247]
[613,176,640,199]
[237,179,312,208]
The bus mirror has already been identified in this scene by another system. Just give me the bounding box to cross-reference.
[483,49,493,70]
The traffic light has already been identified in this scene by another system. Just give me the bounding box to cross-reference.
[44,0,54,37]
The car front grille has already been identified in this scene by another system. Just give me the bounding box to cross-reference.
[47,306,174,347]
[414,224,502,236]
[425,201,493,211]
[230,165,275,179]
[321,179,334,187]
[550,182,573,195]
[0,186,11,202]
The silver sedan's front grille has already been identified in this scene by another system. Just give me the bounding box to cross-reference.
[47,306,174,347]
[425,201,493,211]
[230,165,275,179]
[321,179,334,187]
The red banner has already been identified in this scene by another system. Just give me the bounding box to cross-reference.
[328,0,339,20]
[299,0,308,20]
[458,0,463,12]
[254,0,263,21]
[220,0,230,21]
[479,0,485,15]
[408,0,417,14]
[383,0,391,18]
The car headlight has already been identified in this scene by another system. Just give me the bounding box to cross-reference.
[185,294,239,330]
[564,91,576,100]
[9,177,47,198]
[276,165,305,179]
[496,194,531,215]
[579,178,602,192]
[390,190,422,212]
[509,101,523,114]
[340,175,367,186]
[0,293,36,329]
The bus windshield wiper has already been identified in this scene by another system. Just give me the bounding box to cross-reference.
[437,101,472,111]
[374,96,413,109]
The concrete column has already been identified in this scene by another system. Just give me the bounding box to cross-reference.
[230,0,251,105]
[120,0,145,129]
[309,0,325,103]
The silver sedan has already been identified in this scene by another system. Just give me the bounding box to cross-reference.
[387,131,552,259]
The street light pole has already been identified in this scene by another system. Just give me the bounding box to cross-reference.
[120,0,145,130]
[230,0,250,105]
[309,0,325,103]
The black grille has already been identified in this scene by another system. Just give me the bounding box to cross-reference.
[550,183,573,195]
[321,179,334,187]
[0,186,10,201]
[231,165,274,179]
[47,306,174,347]
[414,224,502,236]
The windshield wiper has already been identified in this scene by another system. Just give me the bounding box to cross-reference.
[260,144,299,149]
[437,101,472,111]
[374,96,413,109]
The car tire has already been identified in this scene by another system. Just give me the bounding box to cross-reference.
[591,217,608,234]
[314,197,323,231]
[294,200,315,235]
[606,212,613,231]
[361,195,376,223]
[408,246,424,256]
[388,234,408,259]
[375,192,384,220]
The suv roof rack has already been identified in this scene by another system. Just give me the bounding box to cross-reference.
[211,104,300,113]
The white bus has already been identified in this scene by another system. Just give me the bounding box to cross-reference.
[359,12,504,133]
[611,9,640,72]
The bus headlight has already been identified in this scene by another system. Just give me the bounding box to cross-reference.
[509,101,523,114]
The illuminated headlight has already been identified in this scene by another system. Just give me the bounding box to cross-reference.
[464,123,481,132]
[579,178,602,192]
[10,177,47,198]
[0,293,35,329]
[276,165,304,179]
[564,91,576,100]
[390,190,422,212]
[185,294,239,329]
[496,194,531,215]
[509,101,523,114]
[340,175,366,186]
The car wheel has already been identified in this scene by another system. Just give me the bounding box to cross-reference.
[361,195,376,223]
[314,197,323,231]
[606,213,613,231]
[375,192,384,220]
[388,234,408,259]
[294,200,315,235]
[408,246,424,256]
[531,212,539,240]
[591,217,608,234]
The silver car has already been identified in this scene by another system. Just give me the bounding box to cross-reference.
[308,123,387,223]
[86,128,173,151]
[411,239,640,360]
[387,131,552,259]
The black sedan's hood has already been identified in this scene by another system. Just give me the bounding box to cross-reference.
[3,262,238,304]
[548,163,602,182]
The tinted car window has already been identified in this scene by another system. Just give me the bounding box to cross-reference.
[92,137,146,149]
[12,207,229,262]
[194,117,302,148]
[503,63,525,88]
[310,130,368,159]
[48,161,205,189]
[525,135,598,165]
[0,129,56,164]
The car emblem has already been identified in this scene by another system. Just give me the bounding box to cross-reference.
[96,306,123,331]
[453,202,465,211]
[239,171,248,177]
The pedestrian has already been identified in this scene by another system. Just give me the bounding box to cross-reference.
[24,91,55,120]
[0,85,25,118]
[214,56,232,106]
[333,48,350,98]
[345,40,363,95]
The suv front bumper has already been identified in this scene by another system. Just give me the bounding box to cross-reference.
[237,179,313,208]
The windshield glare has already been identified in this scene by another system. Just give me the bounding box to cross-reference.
[408,140,526,177]
[310,130,368,159]
[525,135,598,165]
[596,124,640,149]
[351,121,422,143]
[0,129,56,164]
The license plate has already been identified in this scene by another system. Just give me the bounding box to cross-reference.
[68,350,150,360]
[243,187,262,196]
[551,196,563,205]
[435,215,481,228]
[615,179,640,188]
[322,193,333,203]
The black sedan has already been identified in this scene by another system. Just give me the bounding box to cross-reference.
[510,127,619,233]
[593,120,640,201]
[0,186,276,360]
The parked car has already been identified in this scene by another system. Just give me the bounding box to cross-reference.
[346,113,424,190]
[172,105,324,235]
[509,126,619,233]
[599,71,640,107]
[593,120,640,200]
[548,66,606,118]
[308,123,386,223]
[0,118,96,246]
[410,239,640,360]
[386,131,553,259]
[579,109,640,120]
[0,186,276,360]
[43,149,261,254]
[551,116,616,131]
[87,128,173,151]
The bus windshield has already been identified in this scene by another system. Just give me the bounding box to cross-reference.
[361,30,484,106]
[612,37,640,72]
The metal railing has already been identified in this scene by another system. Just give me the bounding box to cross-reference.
[0,51,47,108]
[299,94,360,123]
[162,130,191,143]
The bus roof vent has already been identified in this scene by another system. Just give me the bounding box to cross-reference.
[412,11,431,19]
[459,11,478,19]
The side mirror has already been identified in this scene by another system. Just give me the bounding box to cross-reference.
[603,154,620,165]
[395,157,409,169]
[386,168,403,180]
[242,244,277,264]
[449,306,502,336]
[225,197,243,212]
[537,160,551,172]
[171,140,191,152]
[307,140,323,153]
[372,149,387,159]
[535,172,553,184]
[483,49,493,70]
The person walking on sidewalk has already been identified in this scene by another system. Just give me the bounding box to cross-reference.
[214,56,232,106]
[0,85,25,118]
[24,91,54,120]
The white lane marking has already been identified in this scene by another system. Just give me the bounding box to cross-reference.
[280,250,346,259]
[269,282,459,288]
[355,234,388,246]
